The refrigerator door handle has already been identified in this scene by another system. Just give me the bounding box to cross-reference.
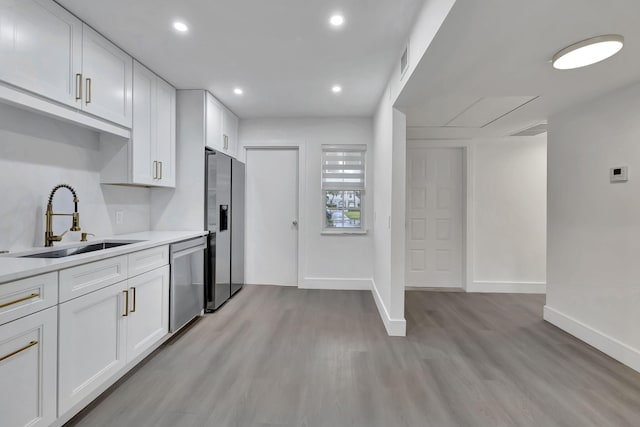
[219,204,229,231]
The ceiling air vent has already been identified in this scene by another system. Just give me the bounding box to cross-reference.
[511,123,548,137]
[400,43,409,79]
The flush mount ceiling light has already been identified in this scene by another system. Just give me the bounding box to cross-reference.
[329,14,345,27]
[552,35,624,70]
[331,85,342,93]
[233,88,244,95]
[172,21,189,33]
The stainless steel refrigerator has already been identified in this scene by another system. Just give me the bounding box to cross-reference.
[205,149,245,311]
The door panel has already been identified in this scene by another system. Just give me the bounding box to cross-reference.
[155,77,175,186]
[131,61,154,185]
[0,0,82,107]
[246,148,299,286]
[205,93,223,151]
[58,281,127,415]
[127,266,168,361]
[231,159,245,295]
[0,306,57,427]
[81,24,132,127]
[215,154,231,308]
[405,147,463,287]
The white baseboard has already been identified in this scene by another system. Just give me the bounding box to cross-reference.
[371,280,406,336]
[544,305,640,374]
[246,282,297,287]
[300,277,372,291]
[467,281,546,294]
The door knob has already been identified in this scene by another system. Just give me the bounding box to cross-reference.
[292,220,298,226]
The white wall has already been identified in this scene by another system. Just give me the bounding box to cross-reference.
[238,118,374,290]
[370,0,456,336]
[0,103,151,252]
[546,82,640,373]
[472,136,547,292]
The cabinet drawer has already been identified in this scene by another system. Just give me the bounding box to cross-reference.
[59,256,128,302]
[128,245,168,278]
[0,273,58,326]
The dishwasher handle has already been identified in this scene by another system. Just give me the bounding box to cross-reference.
[169,236,207,259]
[171,243,206,260]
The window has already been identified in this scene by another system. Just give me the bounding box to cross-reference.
[321,145,366,231]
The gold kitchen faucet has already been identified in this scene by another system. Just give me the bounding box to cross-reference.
[45,184,81,247]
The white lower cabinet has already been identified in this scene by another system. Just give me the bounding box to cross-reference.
[58,262,170,417]
[126,266,169,361]
[58,281,128,415]
[0,306,57,427]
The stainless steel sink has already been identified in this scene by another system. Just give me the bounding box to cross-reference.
[20,241,142,259]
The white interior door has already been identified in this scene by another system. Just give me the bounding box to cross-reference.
[406,147,463,288]
[246,148,299,286]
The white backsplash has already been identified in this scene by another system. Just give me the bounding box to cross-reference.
[0,103,151,252]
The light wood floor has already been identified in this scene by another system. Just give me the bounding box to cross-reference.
[66,286,640,427]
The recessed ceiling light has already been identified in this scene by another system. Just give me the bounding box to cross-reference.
[552,35,624,70]
[329,14,345,27]
[173,21,189,33]
[234,88,244,95]
[332,85,342,93]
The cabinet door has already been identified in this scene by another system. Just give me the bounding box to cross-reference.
[205,93,224,151]
[126,266,169,362]
[155,78,176,187]
[131,61,155,185]
[81,24,133,128]
[0,0,82,107]
[223,109,239,157]
[0,306,57,427]
[58,281,128,415]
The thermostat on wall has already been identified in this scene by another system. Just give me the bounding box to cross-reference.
[610,166,628,183]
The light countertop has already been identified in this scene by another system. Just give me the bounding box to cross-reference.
[0,230,208,284]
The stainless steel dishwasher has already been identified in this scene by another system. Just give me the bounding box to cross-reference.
[170,236,206,332]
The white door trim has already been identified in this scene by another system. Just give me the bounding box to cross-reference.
[406,140,475,291]
[242,142,306,287]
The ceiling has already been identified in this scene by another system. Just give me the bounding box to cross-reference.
[395,0,640,140]
[56,0,424,118]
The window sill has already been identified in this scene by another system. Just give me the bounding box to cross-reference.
[321,229,369,236]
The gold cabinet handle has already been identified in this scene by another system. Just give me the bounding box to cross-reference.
[85,77,92,104]
[122,290,129,317]
[130,287,136,313]
[0,340,38,363]
[75,73,82,101]
[0,292,40,309]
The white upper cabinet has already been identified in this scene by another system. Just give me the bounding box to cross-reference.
[0,1,133,129]
[223,108,239,157]
[155,77,176,187]
[81,24,133,128]
[128,60,175,187]
[205,92,239,157]
[131,61,155,185]
[0,0,82,108]
[205,92,224,152]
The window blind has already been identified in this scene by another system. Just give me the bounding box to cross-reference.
[321,145,366,190]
